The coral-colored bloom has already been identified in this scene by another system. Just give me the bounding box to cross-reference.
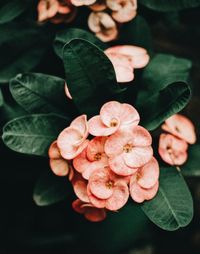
[158,134,188,166]
[88,167,129,210]
[71,0,96,6]
[161,114,196,145]
[106,0,137,23]
[88,101,140,136]
[129,157,159,203]
[48,141,70,176]
[105,45,149,83]
[73,137,109,179]
[88,12,118,42]
[57,115,89,160]
[72,199,107,222]
[105,125,153,174]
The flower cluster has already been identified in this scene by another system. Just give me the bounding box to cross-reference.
[49,101,160,222]
[37,0,137,41]
[158,114,196,166]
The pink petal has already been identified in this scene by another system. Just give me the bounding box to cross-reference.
[88,115,118,136]
[48,141,61,159]
[131,53,150,69]
[120,103,140,126]
[113,64,134,83]
[137,157,159,189]
[64,83,72,99]
[70,114,88,138]
[100,101,122,127]
[72,178,90,203]
[72,199,86,214]
[162,114,196,144]
[105,45,147,57]
[105,181,129,211]
[49,158,69,176]
[84,207,107,222]
[130,180,159,203]
[88,168,114,199]
[87,185,106,208]
[131,126,152,147]
[124,146,153,168]
[109,154,138,176]
[86,137,107,161]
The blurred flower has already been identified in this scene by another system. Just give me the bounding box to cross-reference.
[73,137,109,179]
[105,45,150,83]
[89,0,107,11]
[88,167,129,210]
[37,0,76,24]
[71,0,96,6]
[106,0,137,23]
[88,101,140,136]
[57,115,89,159]
[158,133,188,166]
[88,12,118,42]
[161,114,196,144]
[129,157,159,203]
[105,126,153,174]
[72,199,107,222]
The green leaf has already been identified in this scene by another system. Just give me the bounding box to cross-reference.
[0,0,28,24]
[136,54,192,130]
[182,144,200,177]
[33,170,72,206]
[0,88,3,107]
[142,167,193,231]
[54,28,106,59]
[62,39,123,116]
[2,114,69,156]
[10,73,74,116]
[139,0,200,11]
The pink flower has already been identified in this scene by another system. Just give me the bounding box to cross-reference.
[72,199,107,222]
[57,115,89,160]
[105,126,153,175]
[158,134,188,166]
[88,101,140,136]
[107,0,137,23]
[48,140,71,176]
[73,137,109,179]
[161,114,196,144]
[129,157,159,203]
[87,167,129,211]
[104,45,150,83]
[88,12,118,42]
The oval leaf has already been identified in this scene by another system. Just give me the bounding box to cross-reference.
[10,73,74,116]
[33,170,72,206]
[139,0,200,11]
[142,167,193,231]
[2,114,69,156]
[62,39,123,116]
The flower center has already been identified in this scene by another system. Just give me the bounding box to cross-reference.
[110,118,118,127]
[123,143,133,153]
[94,152,102,161]
[106,180,114,189]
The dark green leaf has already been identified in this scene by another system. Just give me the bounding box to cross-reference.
[62,39,123,116]
[0,88,3,107]
[136,54,192,130]
[54,28,106,59]
[2,114,69,156]
[0,0,28,24]
[10,73,74,116]
[142,167,193,231]
[139,0,200,11]
[33,170,72,206]
[182,144,200,177]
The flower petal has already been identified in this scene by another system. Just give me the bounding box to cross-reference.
[113,64,134,83]
[72,199,86,214]
[84,207,107,222]
[131,126,152,146]
[72,178,90,203]
[137,157,159,189]
[49,158,69,176]
[70,114,88,138]
[87,185,106,208]
[86,137,107,161]
[120,103,140,126]
[48,141,61,159]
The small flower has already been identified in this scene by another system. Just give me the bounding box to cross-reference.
[87,167,129,211]
[105,126,153,174]
[161,114,196,144]
[57,115,89,159]
[158,134,188,166]
[48,140,71,176]
[88,101,140,136]
[129,157,159,203]
[71,0,97,6]
[73,137,109,179]
[106,0,137,23]
[88,12,118,42]
[72,199,107,222]
[104,45,150,83]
